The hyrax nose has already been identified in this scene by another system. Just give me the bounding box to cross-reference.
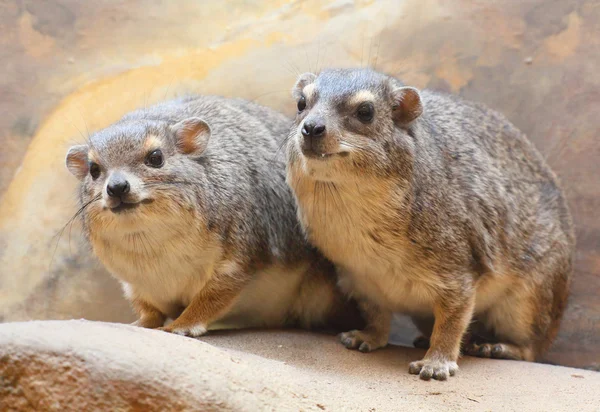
[107,177,130,198]
[302,120,326,138]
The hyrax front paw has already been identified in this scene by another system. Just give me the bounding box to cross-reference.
[409,358,458,381]
[340,329,388,353]
[131,317,165,329]
[159,323,207,338]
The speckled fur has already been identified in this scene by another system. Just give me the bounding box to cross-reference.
[286,68,574,380]
[65,95,363,336]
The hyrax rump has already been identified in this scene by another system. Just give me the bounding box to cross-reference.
[65,95,363,337]
[286,68,574,381]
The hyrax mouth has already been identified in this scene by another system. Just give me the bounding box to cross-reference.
[301,148,349,161]
[108,199,153,214]
[302,149,335,160]
[299,132,348,160]
[110,202,141,214]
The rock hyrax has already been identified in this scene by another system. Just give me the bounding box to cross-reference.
[286,68,574,380]
[65,95,363,336]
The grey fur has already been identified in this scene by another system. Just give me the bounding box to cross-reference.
[286,68,574,380]
[66,95,363,333]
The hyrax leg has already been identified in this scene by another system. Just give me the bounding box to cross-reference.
[412,316,478,351]
[131,297,167,329]
[160,271,248,337]
[409,291,475,381]
[340,299,392,353]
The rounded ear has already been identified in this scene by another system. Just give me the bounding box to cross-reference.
[65,145,89,180]
[292,72,316,100]
[171,117,211,156]
[391,86,423,125]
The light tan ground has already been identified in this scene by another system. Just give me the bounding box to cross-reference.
[0,320,598,411]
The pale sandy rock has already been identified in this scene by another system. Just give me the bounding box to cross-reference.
[1,320,598,411]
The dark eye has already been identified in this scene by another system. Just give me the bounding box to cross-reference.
[89,162,101,179]
[297,96,307,112]
[146,149,164,168]
[357,102,374,123]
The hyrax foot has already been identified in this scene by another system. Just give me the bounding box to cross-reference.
[413,335,431,349]
[463,342,531,361]
[340,329,388,353]
[409,358,458,381]
[159,322,208,338]
[132,317,165,329]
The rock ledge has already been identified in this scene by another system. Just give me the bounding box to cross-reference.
[0,320,598,411]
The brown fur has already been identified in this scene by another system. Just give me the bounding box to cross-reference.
[66,95,365,338]
[286,68,574,380]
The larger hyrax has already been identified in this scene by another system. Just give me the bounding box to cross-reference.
[286,68,574,380]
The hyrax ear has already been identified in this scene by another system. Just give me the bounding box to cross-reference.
[171,117,211,156]
[65,145,89,180]
[391,86,423,125]
[292,72,317,100]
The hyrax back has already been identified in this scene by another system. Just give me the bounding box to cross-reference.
[65,95,363,337]
[286,68,574,380]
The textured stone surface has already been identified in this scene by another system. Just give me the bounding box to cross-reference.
[0,0,598,369]
[1,320,599,411]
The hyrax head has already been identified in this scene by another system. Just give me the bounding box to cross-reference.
[289,68,423,181]
[65,117,211,231]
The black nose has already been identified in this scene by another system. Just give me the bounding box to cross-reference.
[302,121,326,138]
[107,179,130,198]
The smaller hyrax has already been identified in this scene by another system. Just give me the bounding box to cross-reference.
[286,68,574,380]
[65,95,363,336]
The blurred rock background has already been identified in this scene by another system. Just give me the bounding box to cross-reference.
[0,0,597,370]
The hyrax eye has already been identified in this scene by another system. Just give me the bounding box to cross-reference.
[145,149,164,168]
[357,102,374,123]
[297,96,307,112]
[89,162,101,179]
